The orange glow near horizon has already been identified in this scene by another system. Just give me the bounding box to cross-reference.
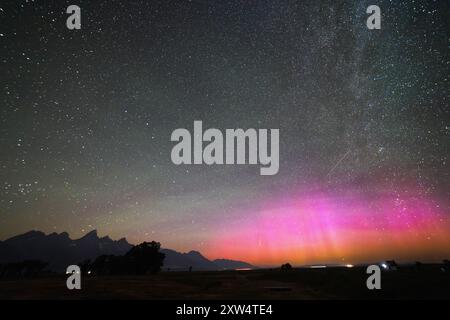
[204,188,450,266]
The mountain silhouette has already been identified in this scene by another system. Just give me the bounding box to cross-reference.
[0,230,132,271]
[0,230,253,272]
[161,249,215,270]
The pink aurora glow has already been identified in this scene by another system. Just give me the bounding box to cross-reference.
[205,186,450,266]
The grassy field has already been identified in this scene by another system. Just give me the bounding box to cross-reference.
[1,265,449,299]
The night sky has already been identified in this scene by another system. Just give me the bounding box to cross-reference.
[1,0,449,265]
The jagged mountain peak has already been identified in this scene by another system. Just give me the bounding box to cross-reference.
[187,250,203,256]
[0,230,253,272]
[48,232,70,240]
[79,229,98,240]
[5,230,45,242]
[0,230,133,271]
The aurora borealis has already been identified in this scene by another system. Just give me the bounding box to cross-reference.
[0,0,449,266]
[207,182,450,265]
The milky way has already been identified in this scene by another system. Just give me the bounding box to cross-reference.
[0,0,449,265]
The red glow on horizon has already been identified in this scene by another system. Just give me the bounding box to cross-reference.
[204,187,450,266]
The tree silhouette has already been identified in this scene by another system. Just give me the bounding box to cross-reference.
[89,241,165,275]
[281,263,292,271]
[125,241,165,274]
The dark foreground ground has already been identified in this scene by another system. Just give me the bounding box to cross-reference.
[1,265,449,299]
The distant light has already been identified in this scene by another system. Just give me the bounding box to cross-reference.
[87,270,91,275]
[310,265,327,269]
[345,264,354,268]
[381,263,388,269]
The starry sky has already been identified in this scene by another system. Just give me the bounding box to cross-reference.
[1,0,449,265]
